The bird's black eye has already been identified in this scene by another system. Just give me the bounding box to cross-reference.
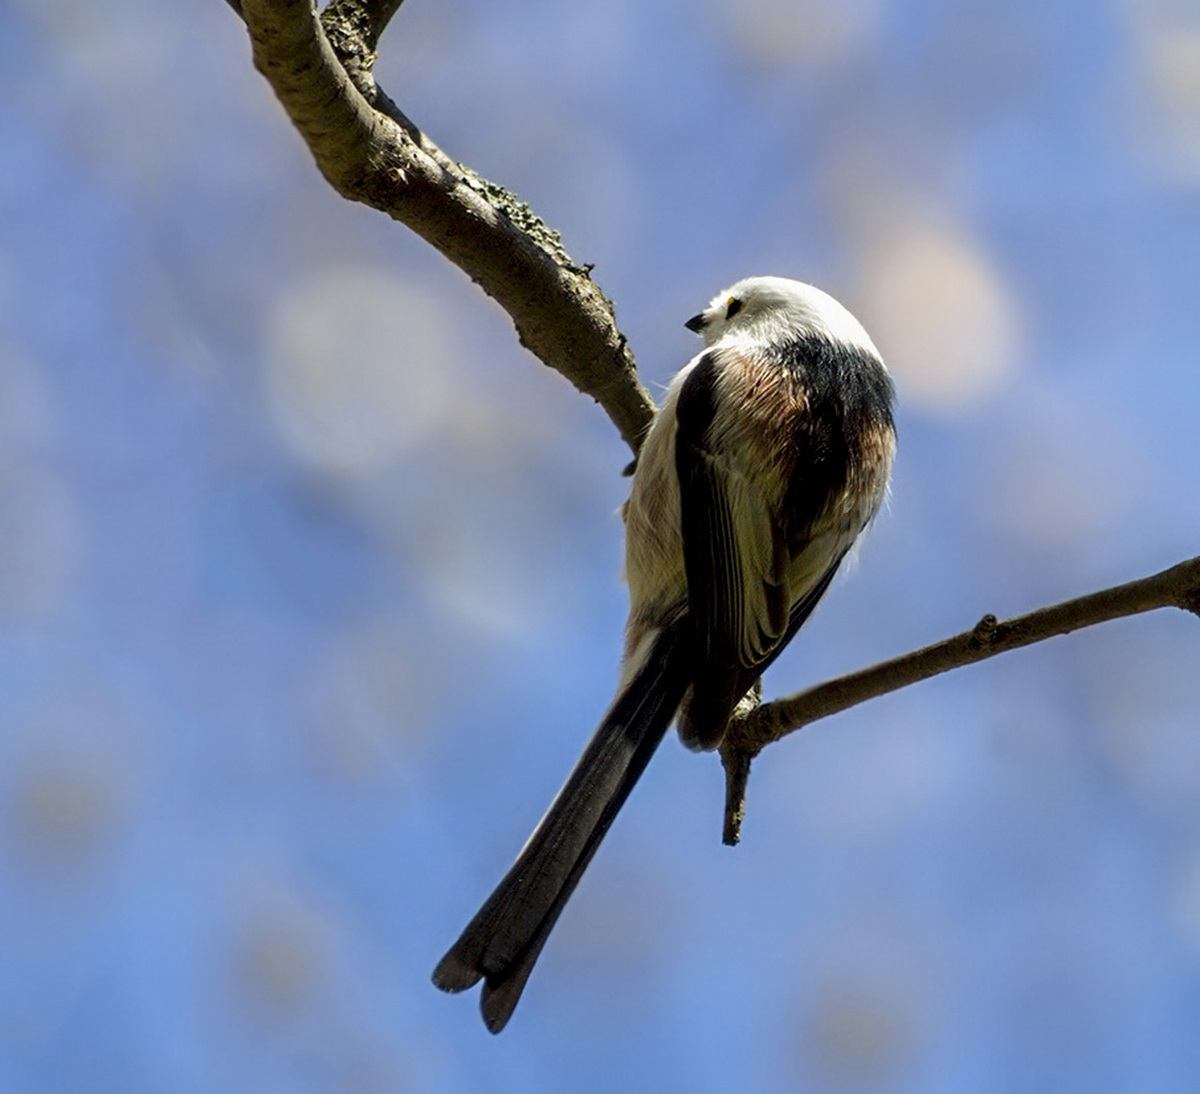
[725,297,743,320]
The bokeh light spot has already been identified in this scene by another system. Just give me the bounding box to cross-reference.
[861,223,1023,414]
[264,267,459,475]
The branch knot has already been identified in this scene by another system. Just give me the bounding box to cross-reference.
[970,613,999,647]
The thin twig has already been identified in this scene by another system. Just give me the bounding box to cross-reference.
[719,555,1200,842]
[721,748,752,846]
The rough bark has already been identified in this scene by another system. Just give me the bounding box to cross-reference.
[231,0,656,452]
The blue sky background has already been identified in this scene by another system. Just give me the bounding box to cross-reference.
[4,0,1200,1090]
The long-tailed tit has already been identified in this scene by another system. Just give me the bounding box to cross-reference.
[433,276,896,1031]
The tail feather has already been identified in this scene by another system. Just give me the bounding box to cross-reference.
[432,620,690,1032]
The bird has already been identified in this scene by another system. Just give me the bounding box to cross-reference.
[432,276,896,1032]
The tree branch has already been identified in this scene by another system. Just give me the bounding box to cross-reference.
[231,0,656,452]
[718,555,1200,844]
[320,0,406,102]
[357,0,405,49]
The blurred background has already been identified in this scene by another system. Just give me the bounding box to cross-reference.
[3,0,1200,1090]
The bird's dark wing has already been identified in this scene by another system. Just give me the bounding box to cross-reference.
[674,351,796,746]
[676,354,791,661]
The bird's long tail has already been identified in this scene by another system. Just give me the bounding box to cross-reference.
[432,620,691,1032]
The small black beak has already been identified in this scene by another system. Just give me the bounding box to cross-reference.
[684,313,707,333]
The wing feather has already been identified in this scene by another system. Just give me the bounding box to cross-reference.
[674,351,797,745]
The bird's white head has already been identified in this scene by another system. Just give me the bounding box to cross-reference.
[685,276,880,359]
